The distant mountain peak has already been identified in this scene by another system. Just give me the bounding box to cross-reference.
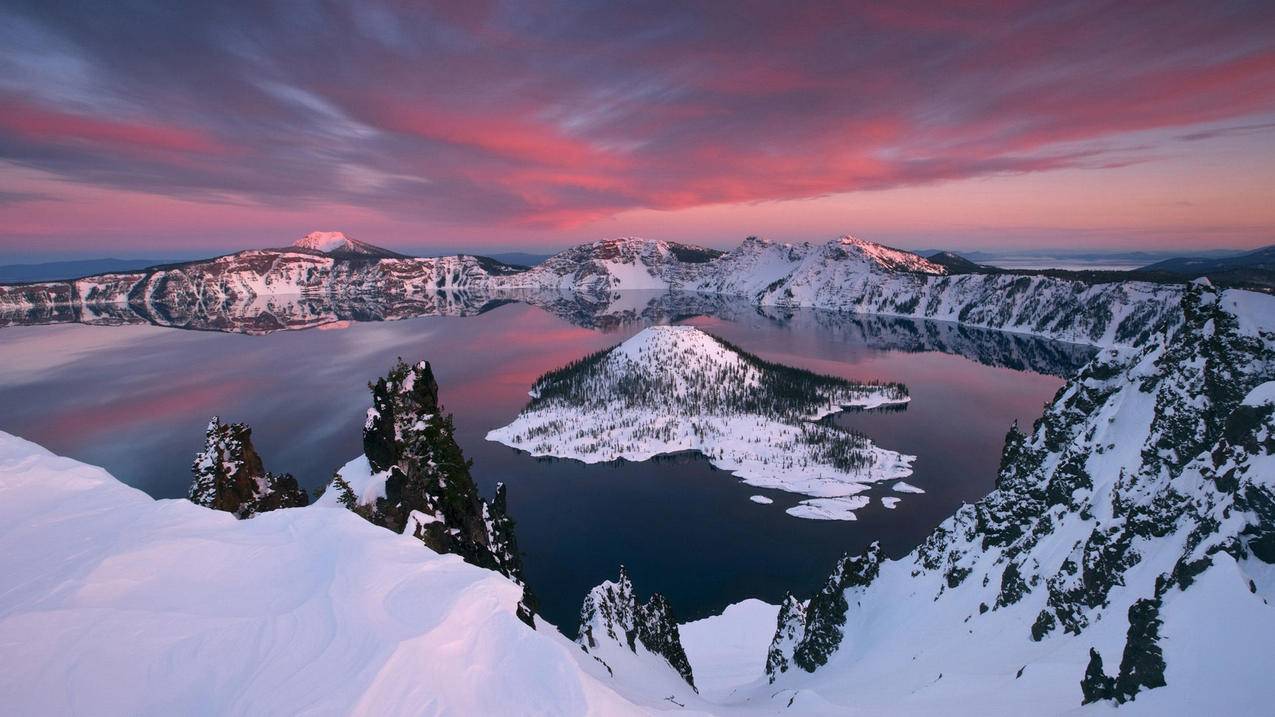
[829,235,947,275]
[292,231,404,258]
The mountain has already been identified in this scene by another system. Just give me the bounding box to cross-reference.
[0,231,525,330]
[489,235,1183,348]
[0,232,1190,349]
[926,250,987,274]
[487,325,914,520]
[495,236,724,293]
[289,230,408,258]
[1137,245,1275,291]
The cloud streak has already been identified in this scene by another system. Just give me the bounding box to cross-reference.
[1,0,1273,236]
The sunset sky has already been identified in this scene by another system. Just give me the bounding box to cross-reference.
[2,0,1274,261]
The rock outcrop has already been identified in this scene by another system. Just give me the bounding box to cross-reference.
[577,566,696,689]
[188,417,308,518]
[335,358,537,625]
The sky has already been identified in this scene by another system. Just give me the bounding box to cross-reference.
[1,0,1274,262]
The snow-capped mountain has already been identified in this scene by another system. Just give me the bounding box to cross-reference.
[1,232,1184,350]
[290,230,407,258]
[495,236,724,294]
[488,234,1180,348]
[0,240,523,332]
[487,325,915,519]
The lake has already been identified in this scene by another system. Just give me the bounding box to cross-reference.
[0,294,1091,629]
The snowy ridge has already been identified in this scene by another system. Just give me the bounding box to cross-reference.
[2,233,1181,350]
[743,284,1275,713]
[495,236,724,294]
[488,325,916,520]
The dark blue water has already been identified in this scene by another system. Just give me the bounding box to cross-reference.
[0,300,1084,629]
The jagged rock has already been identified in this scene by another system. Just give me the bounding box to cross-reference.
[576,566,696,689]
[1080,648,1115,704]
[765,592,807,681]
[188,417,307,518]
[1114,598,1167,702]
[337,359,537,625]
[486,483,537,626]
[792,542,882,672]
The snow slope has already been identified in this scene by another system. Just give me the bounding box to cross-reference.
[680,599,779,701]
[487,325,916,520]
[0,432,684,716]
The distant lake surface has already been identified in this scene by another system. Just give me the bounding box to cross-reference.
[0,298,1089,628]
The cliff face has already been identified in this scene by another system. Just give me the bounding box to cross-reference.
[188,417,308,518]
[759,283,1275,710]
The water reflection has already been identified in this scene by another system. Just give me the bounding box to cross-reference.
[1,288,1095,376]
[0,296,1081,628]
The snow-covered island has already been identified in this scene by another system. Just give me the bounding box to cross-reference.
[487,325,916,520]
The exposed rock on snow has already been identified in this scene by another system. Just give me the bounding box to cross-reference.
[188,416,307,518]
[764,593,807,681]
[320,358,537,623]
[487,325,915,519]
[577,566,697,690]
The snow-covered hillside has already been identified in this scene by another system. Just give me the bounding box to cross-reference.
[2,232,1182,350]
[748,282,1275,714]
[491,234,1180,349]
[488,325,916,520]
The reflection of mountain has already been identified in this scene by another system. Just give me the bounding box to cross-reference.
[0,284,1096,376]
[2,234,1185,348]
[755,307,1098,378]
[0,289,504,335]
[517,291,1097,378]
[488,326,915,520]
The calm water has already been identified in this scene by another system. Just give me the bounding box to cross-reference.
[0,298,1088,628]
